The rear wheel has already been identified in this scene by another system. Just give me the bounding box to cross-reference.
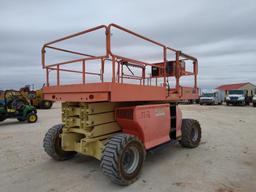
[40,100,53,109]
[17,117,26,122]
[100,133,146,185]
[43,124,77,161]
[253,103,256,107]
[0,115,6,122]
[180,119,201,148]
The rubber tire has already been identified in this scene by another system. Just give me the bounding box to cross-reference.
[17,117,26,122]
[41,100,53,109]
[43,124,77,161]
[226,102,229,106]
[0,115,6,122]
[26,113,38,123]
[253,103,256,107]
[100,133,146,186]
[180,119,201,148]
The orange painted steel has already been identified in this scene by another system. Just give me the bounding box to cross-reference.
[116,104,171,149]
[41,23,199,102]
[115,103,182,149]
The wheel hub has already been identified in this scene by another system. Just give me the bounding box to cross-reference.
[191,127,199,142]
[122,146,140,174]
[29,114,36,122]
[45,101,50,106]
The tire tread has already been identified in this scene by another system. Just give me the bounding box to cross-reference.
[43,124,76,161]
[100,133,145,185]
[180,119,201,148]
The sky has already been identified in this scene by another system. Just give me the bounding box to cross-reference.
[0,0,256,90]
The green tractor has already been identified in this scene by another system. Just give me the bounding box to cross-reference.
[20,85,53,109]
[0,90,38,123]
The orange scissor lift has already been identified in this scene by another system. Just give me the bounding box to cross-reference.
[42,24,201,185]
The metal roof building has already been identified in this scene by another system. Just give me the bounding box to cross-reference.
[216,82,256,96]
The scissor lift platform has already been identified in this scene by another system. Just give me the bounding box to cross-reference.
[42,24,202,186]
[42,23,199,103]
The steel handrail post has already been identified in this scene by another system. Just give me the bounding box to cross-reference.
[57,64,60,86]
[82,60,86,84]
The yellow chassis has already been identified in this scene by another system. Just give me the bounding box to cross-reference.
[61,102,121,160]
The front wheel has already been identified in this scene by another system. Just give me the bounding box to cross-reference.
[100,133,146,185]
[43,124,77,161]
[27,113,38,123]
[180,119,201,148]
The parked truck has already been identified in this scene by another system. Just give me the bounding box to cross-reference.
[226,90,250,106]
[199,90,224,105]
[253,95,256,107]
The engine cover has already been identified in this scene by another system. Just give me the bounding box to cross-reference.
[115,104,171,149]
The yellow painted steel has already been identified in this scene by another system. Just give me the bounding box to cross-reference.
[65,122,121,137]
[61,102,121,160]
[7,109,16,113]
[63,112,115,128]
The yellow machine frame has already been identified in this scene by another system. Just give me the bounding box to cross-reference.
[61,102,121,159]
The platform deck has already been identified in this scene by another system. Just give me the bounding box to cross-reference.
[43,83,198,102]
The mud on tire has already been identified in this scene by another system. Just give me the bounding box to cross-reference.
[180,119,201,148]
[43,124,76,161]
[100,133,146,185]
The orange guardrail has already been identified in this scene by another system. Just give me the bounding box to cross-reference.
[41,23,198,96]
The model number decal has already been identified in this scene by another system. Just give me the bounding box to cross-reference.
[155,108,165,117]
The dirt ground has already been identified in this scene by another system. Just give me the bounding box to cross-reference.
[0,103,255,192]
